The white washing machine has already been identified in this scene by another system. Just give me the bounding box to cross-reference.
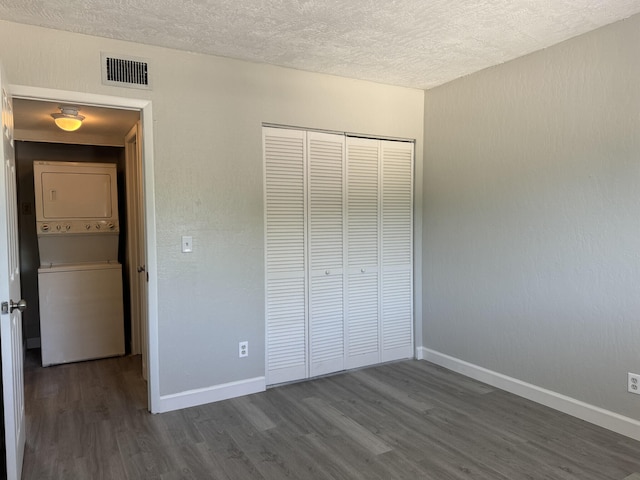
[38,263,125,366]
[34,160,125,366]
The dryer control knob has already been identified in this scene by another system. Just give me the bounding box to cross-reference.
[55,224,62,231]
[65,224,71,231]
[41,224,50,232]
[85,224,91,230]
[95,223,101,230]
[107,223,115,230]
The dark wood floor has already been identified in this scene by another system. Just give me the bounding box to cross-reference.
[22,350,640,479]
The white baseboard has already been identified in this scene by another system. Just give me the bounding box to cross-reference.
[419,347,640,442]
[157,376,266,413]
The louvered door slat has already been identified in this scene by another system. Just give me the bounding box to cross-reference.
[309,274,343,369]
[266,276,306,384]
[308,131,345,377]
[381,269,412,348]
[381,140,414,362]
[347,140,379,267]
[382,143,413,267]
[264,128,307,384]
[345,270,378,366]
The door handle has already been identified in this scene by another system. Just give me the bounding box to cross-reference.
[1,299,27,314]
[137,265,146,273]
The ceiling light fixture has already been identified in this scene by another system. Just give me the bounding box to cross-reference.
[51,105,85,132]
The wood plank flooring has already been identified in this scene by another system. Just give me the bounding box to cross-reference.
[23,350,640,479]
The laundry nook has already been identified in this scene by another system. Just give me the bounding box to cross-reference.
[34,160,125,366]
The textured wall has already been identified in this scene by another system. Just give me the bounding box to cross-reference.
[0,20,424,396]
[423,14,640,419]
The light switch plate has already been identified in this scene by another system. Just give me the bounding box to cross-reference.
[181,235,193,253]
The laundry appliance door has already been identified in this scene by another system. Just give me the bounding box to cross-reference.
[38,263,125,366]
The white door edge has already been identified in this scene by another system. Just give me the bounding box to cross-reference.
[125,123,141,357]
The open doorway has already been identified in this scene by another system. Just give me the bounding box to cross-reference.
[11,95,153,405]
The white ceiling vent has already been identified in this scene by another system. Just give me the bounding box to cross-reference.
[101,53,151,90]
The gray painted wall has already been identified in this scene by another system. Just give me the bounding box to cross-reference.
[0,20,424,397]
[423,14,640,420]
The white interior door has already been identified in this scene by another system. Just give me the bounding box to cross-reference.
[125,122,149,380]
[0,64,26,480]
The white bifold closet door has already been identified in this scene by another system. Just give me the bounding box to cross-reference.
[264,127,413,386]
[264,128,307,386]
[345,138,414,367]
[307,131,345,377]
[380,140,414,361]
[344,137,380,369]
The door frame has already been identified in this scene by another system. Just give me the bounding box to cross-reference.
[11,84,160,412]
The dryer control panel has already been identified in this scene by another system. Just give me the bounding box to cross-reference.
[37,219,120,235]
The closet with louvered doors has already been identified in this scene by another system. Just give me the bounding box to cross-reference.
[264,127,414,386]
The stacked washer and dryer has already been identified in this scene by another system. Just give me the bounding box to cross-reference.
[34,160,125,366]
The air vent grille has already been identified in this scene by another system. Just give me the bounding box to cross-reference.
[101,53,151,90]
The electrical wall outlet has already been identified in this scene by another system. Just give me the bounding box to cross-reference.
[628,373,640,395]
[239,341,248,358]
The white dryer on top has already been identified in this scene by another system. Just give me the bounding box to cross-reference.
[33,160,120,265]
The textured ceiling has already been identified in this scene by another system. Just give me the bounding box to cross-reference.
[2,0,640,89]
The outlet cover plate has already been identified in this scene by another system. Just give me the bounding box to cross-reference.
[628,373,640,395]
